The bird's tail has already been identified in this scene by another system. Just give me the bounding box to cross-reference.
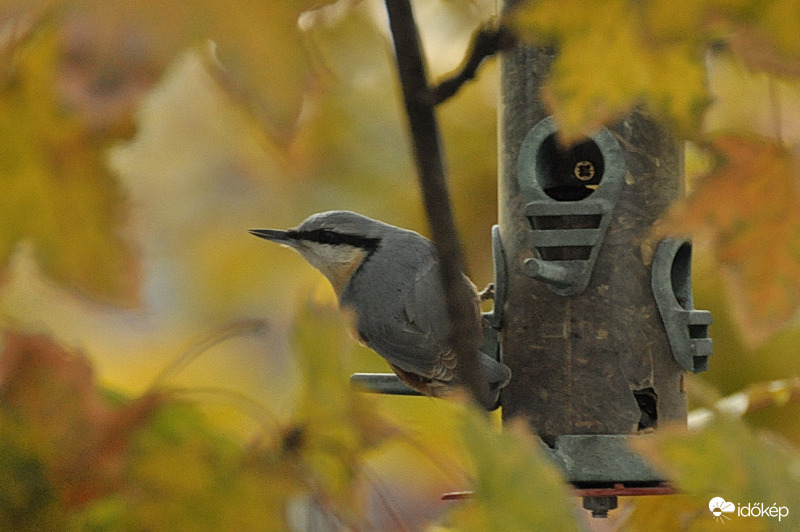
[478,353,512,408]
[480,353,511,388]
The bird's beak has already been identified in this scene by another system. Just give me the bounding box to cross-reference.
[248,229,297,246]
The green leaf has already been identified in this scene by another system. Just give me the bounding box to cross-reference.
[0,421,63,531]
[631,416,800,531]
[443,409,579,531]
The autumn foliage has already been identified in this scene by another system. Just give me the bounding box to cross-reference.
[0,0,799,530]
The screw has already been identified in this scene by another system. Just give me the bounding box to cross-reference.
[574,161,595,181]
[583,496,618,518]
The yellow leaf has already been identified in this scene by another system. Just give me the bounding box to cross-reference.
[625,493,768,532]
[510,0,709,142]
[0,26,139,304]
[705,50,800,144]
[289,297,400,520]
[443,408,579,531]
[631,416,800,531]
[66,0,321,146]
[658,134,800,345]
[511,0,800,140]
[106,400,299,531]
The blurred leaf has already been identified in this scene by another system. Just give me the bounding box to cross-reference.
[296,3,417,214]
[0,330,301,531]
[625,493,766,532]
[0,330,161,514]
[442,410,579,532]
[289,297,401,523]
[0,0,332,158]
[509,0,800,142]
[729,0,800,77]
[631,416,800,531]
[85,400,299,531]
[510,0,709,142]
[199,0,319,146]
[0,27,139,304]
[705,50,800,144]
[62,0,327,146]
[0,420,62,531]
[657,134,800,346]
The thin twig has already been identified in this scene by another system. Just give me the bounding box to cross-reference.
[768,76,783,144]
[430,22,515,105]
[146,319,268,392]
[383,0,489,408]
[360,464,412,532]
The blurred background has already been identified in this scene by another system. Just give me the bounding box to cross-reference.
[1,0,799,528]
[0,0,497,414]
[0,2,501,527]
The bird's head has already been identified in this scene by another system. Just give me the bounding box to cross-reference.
[250,211,383,295]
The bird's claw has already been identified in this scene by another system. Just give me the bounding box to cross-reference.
[479,283,495,302]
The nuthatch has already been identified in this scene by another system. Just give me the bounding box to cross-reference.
[250,211,511,408]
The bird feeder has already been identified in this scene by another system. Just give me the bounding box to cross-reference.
[496,41,712,515]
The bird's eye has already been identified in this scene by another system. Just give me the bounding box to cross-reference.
[316,230,337,244]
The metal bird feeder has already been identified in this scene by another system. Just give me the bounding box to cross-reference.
[496,37,713,514]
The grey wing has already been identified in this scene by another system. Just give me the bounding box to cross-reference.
[399,257,459,381]
[355,248,457,383]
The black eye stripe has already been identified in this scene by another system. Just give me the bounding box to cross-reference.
[314,229,336,244]
[291,229,380,251]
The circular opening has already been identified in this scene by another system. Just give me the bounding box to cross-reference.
[536,134,605,201]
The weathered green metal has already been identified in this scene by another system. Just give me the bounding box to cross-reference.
[497,3,712,504]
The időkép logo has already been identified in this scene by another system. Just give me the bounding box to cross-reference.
[709,496,789,523]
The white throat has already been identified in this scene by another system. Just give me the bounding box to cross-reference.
[297,243,370,296]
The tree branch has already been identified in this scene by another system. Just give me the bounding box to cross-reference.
[430,22,515,105]
[383,0,489,408]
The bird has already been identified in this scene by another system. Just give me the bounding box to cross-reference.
[249,210,511,408]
